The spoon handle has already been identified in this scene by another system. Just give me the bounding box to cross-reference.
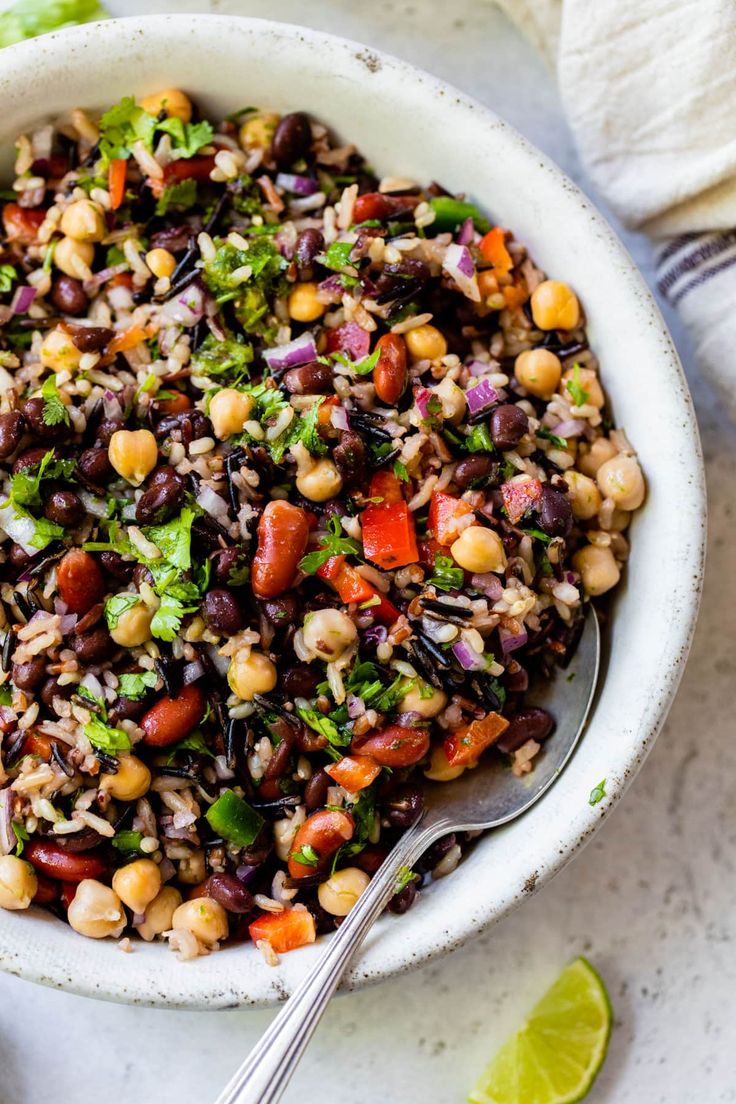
[213,815,448,1104]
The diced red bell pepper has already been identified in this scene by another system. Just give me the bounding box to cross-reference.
[478,226,513,275]
[370,593,402,626]
[325,754,381,792]
[428,491,475,546]
[162,155,216,186]
[443,712,510,767]
[323,321,371,361]
[501,478,542,525]
[361,501,419,570]
[317,556,375,604]
[248,908,317,954]
[21,731,54,762]
[369,470,404,504]
[108,158,127,212]
[353,192,420,223]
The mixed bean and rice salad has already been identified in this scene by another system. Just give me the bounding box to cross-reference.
[0,91,644,962]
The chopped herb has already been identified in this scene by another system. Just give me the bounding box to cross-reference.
[429,553,465,592]
[150,588,198,643]
[112,830,144,854]
[40,374,70,427]
[145,506,195,572]
[27,515,65,550]
[520,527,551,544]
[9,449,75,508]
[154,178,197,217]
[103,592,139,630]
[105,244,126,268]
[537,425,567,449]
[299,514,360,575]
[565,363,590,408]
[0,0,107,49]
[11,821,28,857]
[165,729,215,763]
[393,864,419,895]
[566,671,576,683]
[202,237,286,301]
[393,460,409,482]
[155,115,213,159]
[76,684,106,717]
[295,703,349,748]
[117,671,158,700]
[330,346,380,377]
[464,423,495,453]
[205,789,264,847]
[319,240,356,273]
[224,105,258,122]
[0,264,16,294]
[98,95,213,168]
[290,843,320,868]
[83,717,131,754]
[190,333,253,385]
[588,779,607,806]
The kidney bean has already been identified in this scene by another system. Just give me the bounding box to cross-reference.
[333,430,368,489]
[40,677,73,711]
[135,479,183,525]
[202,588,244,635]
[25,840,107,883]
[13,446,60,475]
[383,783,424,829]
[283,361,333,395]
[503,659,529,694]
[354,844,388,876]
[0,412,26,460]
[77,446,113,488]
[204,873,256,914]
[140,683,206,747]
[98,550,133,582]
[12,657,46,692]
[454,455,498,490]
[44,489,85,528]
[287,809,355,879]
[212,546,248,586]
[62,323,114,353]
[294,228,324,277]
[496,707,555,754]
[60,883,77,910]
[51,275,88,316]
[373,333,408,405]
[33,873,60,904]
[70,625,114,664]
[353,192,419,223]
[2,202,45,244]
[57,549,105,615]
[8,542,31,571]
[20,397,70,443]
[538,485,573,538]
[353,724,430,768]
[490,404,529,451]
[271,111,312,167]
[282,663,320,701]
[95,418,123,447]
[251,500,310,600]
[262,594,300,629]
[264,731,294,780]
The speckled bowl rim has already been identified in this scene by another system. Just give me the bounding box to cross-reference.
[0,14,706,1009]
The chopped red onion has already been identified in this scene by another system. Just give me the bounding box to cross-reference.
[236,864,261,884]
[465,359,491,377]
[182,659,205,685]
[10,285,37,316]
[470,573,504,600]
[83,262,128,294]
[196,484,230,523]
[158,858,176,883]
[394,711,426,728]
[275,172,319,197]
[317,274,345,303]
[552,418,586,439]
[415,387,432,419]
[466,378,500,415]
[262,330,318,372]
[499,625,528,653]
[443,243,481,302]
[452,639,487,671]
[102,391,124,421]
[347,693,366,720]
[59,613,78,635]
[456,216,475,246]
[330,405,349,431]
[160,278,208,327]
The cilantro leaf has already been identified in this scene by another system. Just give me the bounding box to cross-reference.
[537,425,567,449]
[589,779,607,806]
[11,821,28,857]
[191,333,253,385]
[165,729,215,763]
[0,264,16,295]
[295,703,349,748]
[155,116,213,159]
[464,423,495,453]
[154,178,198,217]
[299,398,327,457]
[9,449,75,508]
[299,514,360,575]
[83,717,131,754]
[202,237,286,301]
[393,864,419,895]
[103,592,140,630]
[150,593,191,642]
[98,95,159,165]
[319,240,357,273]
[290,843,320,868]
[330,346,380,376]
[393,460,409,482]
[117,671,158,700]
[145,506,195,572]
[41,374,70,427]
[428,553,464,592]
[565,363,590,408]
[27,515,65,550]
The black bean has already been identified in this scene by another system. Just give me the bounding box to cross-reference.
[21,398,70,443]
[98,550,134,582]
[148,465,185,490]
[206,873,256,915]
[496,707,555,754]
[132,563,154,588]
[490,404,529,451]
[388,878,418,914]
[11,656,46,691]
[135,479,183,525]
[8,543,31,571]
[454,454,497,489]
[13,446,58,474]
[383,784,424,829]
[56,826,102,852]
[51,275,88,316]
[263,733,294,780]
[294,228,324,277]
[421,833,457,871]
[44,489,85,528]
[0,412,25,460]
[95,418,123,447]
[271,111,312,167]
[304,767,330,810]
[262,595,299,628]
[202,588,244,635]
[77,446,113,488]
[283,361,333,395]
[333,431,368,489]
[70,626,114,664]
[212,546,248,586]
[154,409,211,443]
[282,663,320,700]
[538,485,573,538]
[108,695,148,724]
[64,324,114,353]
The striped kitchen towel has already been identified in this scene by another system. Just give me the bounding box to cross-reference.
[495,0,736,417]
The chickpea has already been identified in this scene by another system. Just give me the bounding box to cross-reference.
[239,112,280,151]
[596,454,645,511]
[136,886,182,942]
[171,897,229,945]
[67,879,126,939]
[424,743,465,782]
[59,199,106,243]
[145,248,176,279]
[108,429,158,486]
[287,282,326,322]
[433,377,466,424]
[296,458,343,502]
[530,279,580,330]
[112,859,162,915]
[0,854,37,911]
[561,366,604,410]
[573,544,621,597]
[54,236,95,279]
[302,608,357,661]
[317,867,370,917]
[101,755,151,801]
[110,600,154,648]
[178,849,206,885]
[451,526,506,574]
[405,324,447,362]
[514,348,562,399]
[565,471,602,521]
[228,649,277,701]
[40,327,82,373]
[209,388,255,440]
[139,88,192,123]
[578,436,617,478]
[398,680,447,719]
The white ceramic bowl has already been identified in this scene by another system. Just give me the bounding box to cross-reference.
[0,14,705,1009]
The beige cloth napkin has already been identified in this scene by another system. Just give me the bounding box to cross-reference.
[497,0,736,415]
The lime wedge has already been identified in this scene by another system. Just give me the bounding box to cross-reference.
[469,957,612,1104]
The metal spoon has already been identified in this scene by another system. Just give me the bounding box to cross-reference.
[214,609,600,1104]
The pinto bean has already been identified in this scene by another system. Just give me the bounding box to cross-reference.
[287,809,354,879]
[25,840,107,883]
[140,683,206,747]
[251,500,310,599]
[57,549,105,614]
[373,333,408,405]
[353,724,430,768]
